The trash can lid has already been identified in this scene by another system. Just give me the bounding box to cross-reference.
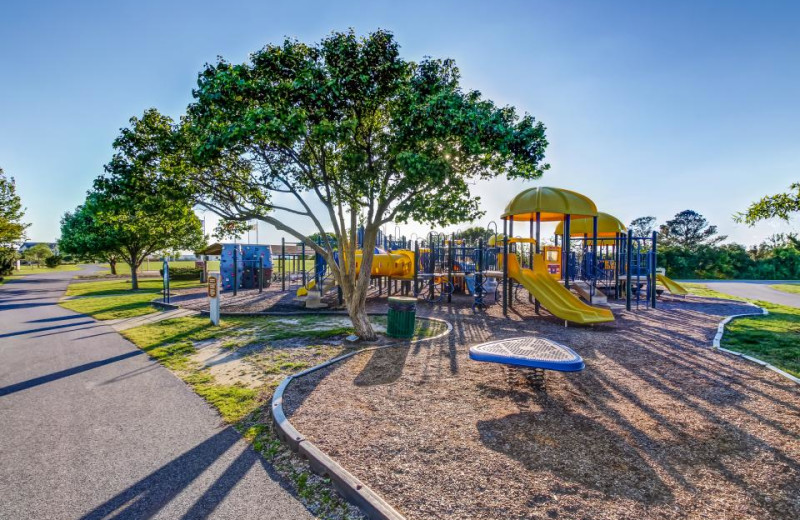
[388,296,417,304]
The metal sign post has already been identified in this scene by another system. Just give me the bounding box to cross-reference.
[162,259,170,304]
[208,271,221,326]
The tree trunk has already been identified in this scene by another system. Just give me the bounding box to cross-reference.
[346,293,375,340]
[129,256,139,290]
[337,224,379,341]
[109,259,117,275]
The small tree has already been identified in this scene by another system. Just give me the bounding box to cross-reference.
[0,167,29,248]
[59,194,122,274]
[659,210,726,249]
[629,216,656,237]
[454,226,493,243]
[179,30,549,339]
[75,111,206,289]
[24,244,53,267]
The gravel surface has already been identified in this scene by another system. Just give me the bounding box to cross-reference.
[284,295,800,520]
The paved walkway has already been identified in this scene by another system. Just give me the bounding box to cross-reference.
[0,269,312,519]
[688,280,800,308]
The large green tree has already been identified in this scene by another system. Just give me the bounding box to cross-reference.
[178,30,548,339]
[74,111,206,289]
[659,210,726,249]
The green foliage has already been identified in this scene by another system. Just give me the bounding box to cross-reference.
[44,255,62,268]
[0,167,29,247]
[736,182,800,225]
[59,194,121,268]
[212,219,252,241]
[660,235,800,280]
[23,243,53,267]
[454,226,493,243]
[659,210,726,249]
[176,29,549,339]
[63,109,207,289]
[0,247,17,276]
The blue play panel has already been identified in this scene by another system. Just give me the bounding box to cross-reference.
[469,337,585,372]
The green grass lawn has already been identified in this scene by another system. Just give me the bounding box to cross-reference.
[684,282,799,378]
[723,301,800,378]
[15,264,81,274]
[60,278,201,320]
[770,283,800,295]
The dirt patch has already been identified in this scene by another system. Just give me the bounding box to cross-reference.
[191,340,265,388]
[284,296,800,520]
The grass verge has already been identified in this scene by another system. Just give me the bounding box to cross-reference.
[60,278,202,320]
[770,283,800,295]
[684,282,799,378]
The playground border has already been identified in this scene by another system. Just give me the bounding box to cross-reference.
[271,316,451,520]
[711,302,800,385]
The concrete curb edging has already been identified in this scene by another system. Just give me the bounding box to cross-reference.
[271,317,452,520]
[711,303,800,385]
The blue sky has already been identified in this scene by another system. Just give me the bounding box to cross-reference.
[1,0,798,246]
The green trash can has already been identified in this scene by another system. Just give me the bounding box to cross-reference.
[387,296,417,339]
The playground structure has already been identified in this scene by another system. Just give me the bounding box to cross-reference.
[197,243,274,294]
[187,187,687,326]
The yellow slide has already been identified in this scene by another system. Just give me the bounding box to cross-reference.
[656,274,688,295]
[504,254,614,324]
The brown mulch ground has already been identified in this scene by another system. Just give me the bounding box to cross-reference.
[280,295,800,520]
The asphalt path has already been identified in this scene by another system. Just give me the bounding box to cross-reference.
[685,279,800,308]
[0,268,312,519]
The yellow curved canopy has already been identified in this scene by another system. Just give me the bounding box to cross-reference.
[554,212,627,237]
[502,186,598,222]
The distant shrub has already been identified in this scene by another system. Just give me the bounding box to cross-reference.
[45,255,63,268]
[159,266,203,281]
[0,248,16,276]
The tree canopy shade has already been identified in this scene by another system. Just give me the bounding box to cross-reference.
[62,110,206,289]
[659,210,726,249]
[179,30,549,339]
